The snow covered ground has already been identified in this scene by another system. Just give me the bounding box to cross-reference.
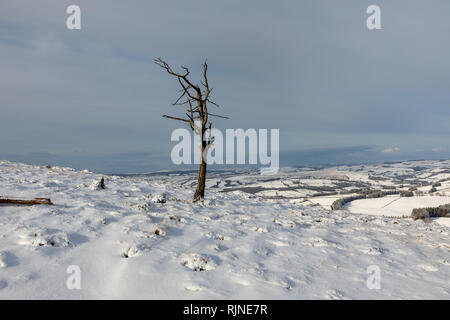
[0,160,449,299]
[346,196,450,226]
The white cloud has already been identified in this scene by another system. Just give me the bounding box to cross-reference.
[382,147,400,154]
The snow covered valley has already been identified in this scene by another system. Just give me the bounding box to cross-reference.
[0,160,449,299]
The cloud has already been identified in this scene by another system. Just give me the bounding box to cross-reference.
[281,145,378,166]
[382,147,400,154]
[431,147,444,152]
[1,1,450,172]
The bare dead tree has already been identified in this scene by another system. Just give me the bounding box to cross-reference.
[155,58,228,202]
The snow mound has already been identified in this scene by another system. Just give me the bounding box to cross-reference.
[150,192,166,203]
[181,253,217,272]
[31,230,72,247]
[123,246,139,258]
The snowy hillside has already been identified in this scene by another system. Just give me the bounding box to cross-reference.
[0,160,449,299]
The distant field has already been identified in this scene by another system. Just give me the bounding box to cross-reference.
[345,196,450,226]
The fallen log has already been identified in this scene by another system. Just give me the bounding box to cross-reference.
[0,198,53,206]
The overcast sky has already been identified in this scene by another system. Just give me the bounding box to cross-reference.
[1,1,450,173]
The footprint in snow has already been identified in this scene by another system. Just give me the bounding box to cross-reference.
[254,246,273,257]
[0,251,19,268]
[283,278,296,290]
[214,244,228,252]
[439,259,449,266]
[0,279,8,290]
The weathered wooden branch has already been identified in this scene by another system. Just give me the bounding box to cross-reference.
[208,112,229,119]
[162,114,193,125]
[0,198,53,206]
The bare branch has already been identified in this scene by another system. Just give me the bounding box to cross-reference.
[155,58,188,78]
[155,58,201,94]
[202,60,212,102]
[203,61,209,89]
[206,98,219,107]
[208,113,229,119]
[173,90,187,106]
[177,77,201,101]
[162,114,192,124]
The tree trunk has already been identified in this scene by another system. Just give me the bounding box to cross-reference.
[193,162,207,202]
[193,140,207,202]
